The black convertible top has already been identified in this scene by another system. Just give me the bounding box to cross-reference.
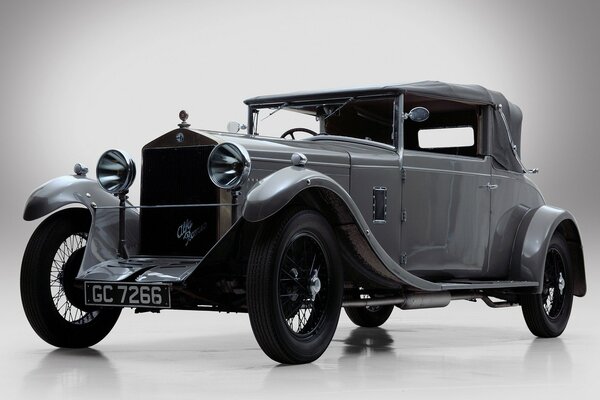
[245,81,499,106]
[245,81,524,172]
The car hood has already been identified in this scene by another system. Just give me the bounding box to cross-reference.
[143,127,400,172]
[198,130,353,166]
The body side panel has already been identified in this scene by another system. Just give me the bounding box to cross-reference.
[400,151,492,279]
[241,166,442,291]
[348,150,401,262]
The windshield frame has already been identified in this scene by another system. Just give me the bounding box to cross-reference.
[247,94,400,149]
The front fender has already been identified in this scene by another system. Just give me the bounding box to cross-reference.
[510,205,586,296]
[23,174,139,274]
[242,166,441,291]
[243,166,349,223]
[24,175,118,221]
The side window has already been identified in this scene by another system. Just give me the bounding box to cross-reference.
[418,126,474,149]
[403,98,482,157]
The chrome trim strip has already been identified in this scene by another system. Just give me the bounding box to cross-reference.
[252,157,349,168]
[306,135,396,151]
[403,166,490,178]
[94,203,235,210]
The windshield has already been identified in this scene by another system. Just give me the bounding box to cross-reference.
[251,97,397,146]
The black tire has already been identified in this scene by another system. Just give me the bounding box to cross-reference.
[247,208,343,364]
[520,233,573,338]
[21,209,121,348]
[344,305,394,328]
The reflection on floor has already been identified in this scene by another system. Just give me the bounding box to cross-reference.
[4,300,599,400]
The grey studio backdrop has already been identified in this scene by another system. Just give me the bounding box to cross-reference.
[0,0,599,398]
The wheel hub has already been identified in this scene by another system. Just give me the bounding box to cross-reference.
[542,247,567,319]
[558,272,565,295]
[278,232,329,337]
[309,269,321,301]
[544,287,555,314]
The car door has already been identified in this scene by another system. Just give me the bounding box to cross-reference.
[400,127,492,280]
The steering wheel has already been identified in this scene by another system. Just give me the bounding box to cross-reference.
[280,127,318,140]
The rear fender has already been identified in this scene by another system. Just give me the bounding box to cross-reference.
[510,205,586,296]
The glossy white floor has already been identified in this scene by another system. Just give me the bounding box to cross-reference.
[2,266,599,400]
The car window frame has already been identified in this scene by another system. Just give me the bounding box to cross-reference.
[399,95,486,159]
[247,95,400,148]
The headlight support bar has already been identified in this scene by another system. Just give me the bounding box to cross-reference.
[117,190,128,259]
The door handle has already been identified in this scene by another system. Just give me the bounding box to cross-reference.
[479,182,498,190]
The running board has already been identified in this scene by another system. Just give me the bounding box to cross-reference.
[343,280,537,309]
[438,280,538,291]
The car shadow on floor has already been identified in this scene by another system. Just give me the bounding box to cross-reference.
[19,324,573,396]
[20,348,122,397]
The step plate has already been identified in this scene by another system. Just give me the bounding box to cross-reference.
[76,257,203,283]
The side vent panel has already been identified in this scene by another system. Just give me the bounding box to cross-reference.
[373,187,387,224]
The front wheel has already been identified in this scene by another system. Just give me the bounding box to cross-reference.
[520,233,574,338]
[21,209,121,348]
[247,208,343,364]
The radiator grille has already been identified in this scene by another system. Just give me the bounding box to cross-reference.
[140,145,218,256]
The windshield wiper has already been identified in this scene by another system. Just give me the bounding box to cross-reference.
[323,97,355,120]
[261,102,289,121]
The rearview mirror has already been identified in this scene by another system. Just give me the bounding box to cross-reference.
[226,121,247,133]
[405,107,430,123]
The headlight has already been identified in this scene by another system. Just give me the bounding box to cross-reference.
[207,143,251,189]
[96,149,136,194]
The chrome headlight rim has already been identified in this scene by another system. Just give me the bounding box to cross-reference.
[96,149,136,194]
[207,142,251,190]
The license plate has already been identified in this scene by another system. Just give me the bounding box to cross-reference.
[84,282,171,309]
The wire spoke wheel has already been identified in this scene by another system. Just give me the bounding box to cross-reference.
[520,233,573,338]
[278,233,329,337]
[247,208,343,364]
[542,248,566,319]
[21,209,120,348]
[50,233,98,325]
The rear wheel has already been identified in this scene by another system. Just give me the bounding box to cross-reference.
[344,305,394,328]
[520,233,573,338]
[247,208,343,364]
[21,209,121,348]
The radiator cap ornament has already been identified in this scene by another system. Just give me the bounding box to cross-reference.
[178,110,190,128]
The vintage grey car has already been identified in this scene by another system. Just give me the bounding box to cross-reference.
[21,81,586,364]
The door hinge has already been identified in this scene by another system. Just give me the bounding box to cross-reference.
[401,209,407,223]
[401,168,406,182]
[400,252,408,266]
